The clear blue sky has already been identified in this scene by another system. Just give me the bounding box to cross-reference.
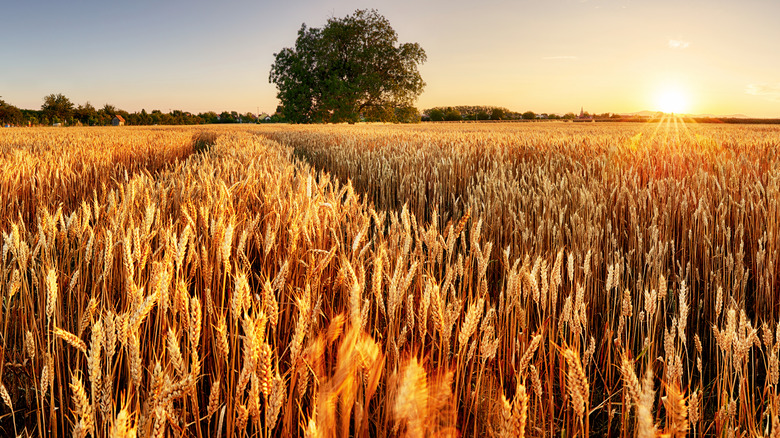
[2,0,779,116]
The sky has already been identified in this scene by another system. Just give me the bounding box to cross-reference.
[2,0,779,117]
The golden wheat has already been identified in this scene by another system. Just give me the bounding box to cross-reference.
[1,122,779,436]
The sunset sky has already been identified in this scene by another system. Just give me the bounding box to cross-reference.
[2,0,779,117]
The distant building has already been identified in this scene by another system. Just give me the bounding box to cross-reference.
[112,115,125,126]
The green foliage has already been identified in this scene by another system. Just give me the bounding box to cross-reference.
[522,111,536,120]
[219,111,237,123]
[490,108,505,120]
[41,93,74,125]
[269,9,426,123]
[395,106,421,123]
[424,105,511,121]
[444,108,462,121]
[102,104,116,117]
[0,98,24,126]
[75,102,99,126]
[1,95,298,127]
[200,112,219,124]
[269,112,286,123]
[428,108,445,122]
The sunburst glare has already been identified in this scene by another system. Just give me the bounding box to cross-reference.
[656,88,689,114]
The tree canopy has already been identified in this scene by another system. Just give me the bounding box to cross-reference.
[41,93,74,123]
[269,9,426,123]
[0,98,24,126]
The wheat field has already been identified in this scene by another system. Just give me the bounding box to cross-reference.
[0,119,778,437]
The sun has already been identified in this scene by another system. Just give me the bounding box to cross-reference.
[656,88,689,114]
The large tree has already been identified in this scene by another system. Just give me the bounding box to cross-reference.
[41,93,74,124]
[270,9,426,123]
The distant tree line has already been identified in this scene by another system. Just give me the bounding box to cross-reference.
[423,106,511,121]
[0,94,272,127]
[422,106,623,122]
[1,94,666,128]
